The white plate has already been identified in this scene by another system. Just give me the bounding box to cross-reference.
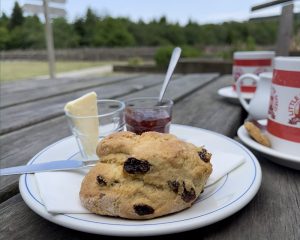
[19,124,261,236]
[218,86,254,104]
[237,122,300,170]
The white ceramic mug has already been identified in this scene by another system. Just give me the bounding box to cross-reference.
[266,57,300,155]
[236,72,272,120]
[233,51,275,93]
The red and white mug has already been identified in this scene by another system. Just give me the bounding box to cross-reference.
[233,51,275,93]
[267,57,300,156]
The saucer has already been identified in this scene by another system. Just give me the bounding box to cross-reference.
[237,121,300,170]
[218,86,254,104]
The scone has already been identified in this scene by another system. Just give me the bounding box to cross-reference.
[80,131,212,219]
[244,121,271,147]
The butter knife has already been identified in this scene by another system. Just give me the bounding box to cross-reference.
[0,160,98,176]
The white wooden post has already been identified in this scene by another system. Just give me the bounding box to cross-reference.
[43,0,56,79]
[276,3,294,56]
[23,1,65,79]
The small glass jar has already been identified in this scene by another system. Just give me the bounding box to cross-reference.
[125,97,173,135]
[65,99,125,159]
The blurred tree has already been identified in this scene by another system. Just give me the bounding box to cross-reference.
[0,27,9,49]
[93,17,135,46]
[163,23,186,45]
[74,18,86,46]
[154,45,174,67]
[246,36,256,50]
[155,45,201,66]
[181,45,202,58]
[53,18,79,48]
[73,8,98,46]
[3,3,299,50]
[185,20,201,45]
[9,2,24,30]
[84,8,98,46]
[0,13,9,27]
[0,13,10,49]
[86,8,98,26]
[8,16,44,49]
[6,26,22,48]
[22,16,45,49]
[199,24,219,45]
[159,16,167,25]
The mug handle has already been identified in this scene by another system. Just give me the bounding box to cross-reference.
[236,73,259,111]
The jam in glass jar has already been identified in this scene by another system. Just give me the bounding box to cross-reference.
[125,97,173,134]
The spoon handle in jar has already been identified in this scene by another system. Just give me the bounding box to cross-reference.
[158,47,182,104]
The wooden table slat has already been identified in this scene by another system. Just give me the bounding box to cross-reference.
[1,73,299,240]
[0,73,217,202]
[173,75,246,137]
[0,74,170,135]
[0,74,141,108]
[121,73,219,101]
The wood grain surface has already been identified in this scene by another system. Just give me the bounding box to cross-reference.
[0,74,140,108]
[0,73,299,240]
[0,74,168,134]
[0,73,217,202]
[172,75,246,136]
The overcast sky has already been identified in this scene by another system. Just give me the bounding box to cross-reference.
[2,0,299,24]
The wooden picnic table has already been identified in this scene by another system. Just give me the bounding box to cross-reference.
[0,73,299,240]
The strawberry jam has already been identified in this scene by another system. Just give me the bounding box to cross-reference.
[125,98,173,134]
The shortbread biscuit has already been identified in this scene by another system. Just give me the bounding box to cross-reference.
[80,131,212,219]
[244,121,271,147]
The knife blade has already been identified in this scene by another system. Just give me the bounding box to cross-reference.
[0,160,98,176]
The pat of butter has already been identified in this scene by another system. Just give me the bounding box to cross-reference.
[64,92,99,158]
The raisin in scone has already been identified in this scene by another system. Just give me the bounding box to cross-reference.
[80,131,212,219]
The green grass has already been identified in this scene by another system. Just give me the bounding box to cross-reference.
[0,61,112,82]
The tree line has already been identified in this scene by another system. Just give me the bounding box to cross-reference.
[1,2,298,50]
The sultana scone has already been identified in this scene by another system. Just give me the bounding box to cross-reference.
[79,131,212,219]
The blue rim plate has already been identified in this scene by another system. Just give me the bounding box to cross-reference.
[19,124,262,236]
